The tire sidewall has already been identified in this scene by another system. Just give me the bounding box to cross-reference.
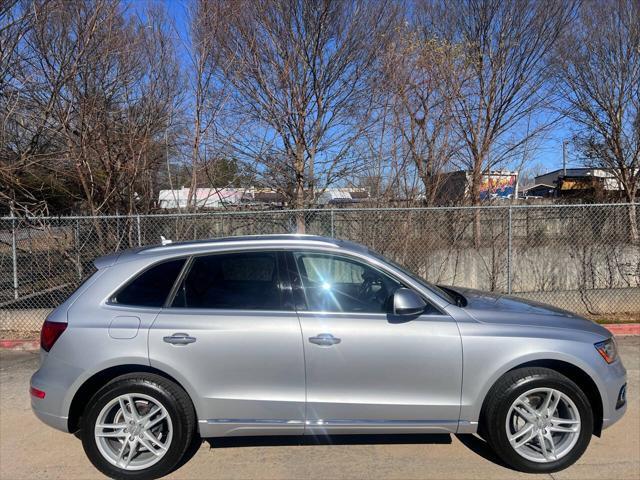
[81,377,190,480]
[491,373,594,473]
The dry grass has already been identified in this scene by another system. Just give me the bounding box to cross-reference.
[592,312,640,324]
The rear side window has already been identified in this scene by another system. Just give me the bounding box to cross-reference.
[172,252,282,310]
[113,259,185,307]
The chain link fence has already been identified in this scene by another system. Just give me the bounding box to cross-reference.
[1,203,639,334]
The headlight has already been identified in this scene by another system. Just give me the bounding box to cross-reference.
[595,338,618,364]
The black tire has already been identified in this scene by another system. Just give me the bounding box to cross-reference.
[481,367,593,473]
[80,373,196,480]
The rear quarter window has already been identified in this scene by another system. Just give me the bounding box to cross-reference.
[112,258,185,307]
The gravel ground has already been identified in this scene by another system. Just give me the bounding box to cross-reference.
[1,337,638,480]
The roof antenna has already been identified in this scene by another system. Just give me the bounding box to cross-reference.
[160,235,172,245]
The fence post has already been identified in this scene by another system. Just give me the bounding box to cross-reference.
[136,214,142,246]
[75,219,82,281]
[115,212,120,250]
[330,209,335,237]
[11,212,18,300]
[507,205,513,295]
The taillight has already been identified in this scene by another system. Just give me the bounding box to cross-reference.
[40,320,67,352]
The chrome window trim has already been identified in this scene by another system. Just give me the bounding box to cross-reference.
[158,308,451,318]
[184,243,453,309]
[159,307,301,316]
[104,244,452,313]
[296,311,452,319]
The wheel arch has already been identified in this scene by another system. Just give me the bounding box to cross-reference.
[479,359,603,437]
[67,364,195,434]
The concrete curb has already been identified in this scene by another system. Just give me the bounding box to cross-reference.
[0,339,39,351]
[605,323,640,337]
[1,323,638,351]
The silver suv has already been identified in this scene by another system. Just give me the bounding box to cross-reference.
[31,235,627,479]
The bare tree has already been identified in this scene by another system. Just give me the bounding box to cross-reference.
[0,0,47,213]
[0,1,32,96]
[378,18,463,205]
[422,0,573,203]
[204,0,397,231]
[555,0,640,242]
[1,0,182,217]
[176,0,238,211]
[355,96,422,207]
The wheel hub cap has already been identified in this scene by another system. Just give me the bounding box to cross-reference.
[505,387,581,463]
[94,393,173,471]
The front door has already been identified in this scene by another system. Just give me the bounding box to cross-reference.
[288,251,462,435]
[149,250,305,437]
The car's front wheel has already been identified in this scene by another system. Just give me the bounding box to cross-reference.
[482,367,594,473]
[80,373,196,480]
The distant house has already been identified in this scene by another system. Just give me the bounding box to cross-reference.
[521,184,555,198]
[437,170,519,204]
[533,168,632,200]
[535,168,622,191]
[240,189,286,206]
[316,188,369,205]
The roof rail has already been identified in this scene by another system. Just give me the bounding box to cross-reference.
[138,234,342,254]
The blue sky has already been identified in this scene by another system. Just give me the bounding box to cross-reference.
[141,0,576,176]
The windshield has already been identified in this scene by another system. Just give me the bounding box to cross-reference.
[367,249,458,305]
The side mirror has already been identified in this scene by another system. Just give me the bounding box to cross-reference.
[392,288,427,316]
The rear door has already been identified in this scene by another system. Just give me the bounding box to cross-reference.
[148,250,306,437]
[287,251,462,435]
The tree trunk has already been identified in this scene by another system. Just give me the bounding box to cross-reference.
[294,144,306,234]
[295,204,306,234]
[470,168,483,248]
[627,196,638,244]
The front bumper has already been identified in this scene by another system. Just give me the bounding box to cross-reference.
[600,359,627,430]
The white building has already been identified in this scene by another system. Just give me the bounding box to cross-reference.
[158,187,244,209]
[158,186,370,209]
[316,188,369,205]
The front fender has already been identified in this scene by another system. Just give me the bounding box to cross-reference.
[457,321,613,425]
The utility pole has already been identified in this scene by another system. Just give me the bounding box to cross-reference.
[562,140,568,177]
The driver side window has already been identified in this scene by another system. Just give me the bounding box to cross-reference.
[293,252,402,313]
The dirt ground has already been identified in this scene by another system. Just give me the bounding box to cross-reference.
[1,338,638,480]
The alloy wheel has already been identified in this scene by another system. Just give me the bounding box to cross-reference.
[94,393,173,471]
[505,387,581,463]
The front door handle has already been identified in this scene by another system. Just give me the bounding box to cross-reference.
[309,333,341,346]
[163,332,196,345]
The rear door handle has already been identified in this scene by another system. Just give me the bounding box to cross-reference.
[309,333,341,346]
[163,332,196,345]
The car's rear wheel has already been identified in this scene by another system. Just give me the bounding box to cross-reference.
[482,367,593,473]
[80,373,196,480]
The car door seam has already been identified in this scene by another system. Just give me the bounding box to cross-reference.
[285,251,309,433]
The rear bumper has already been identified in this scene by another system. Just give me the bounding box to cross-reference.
[31,405,68,432]
[30,356,81,433]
